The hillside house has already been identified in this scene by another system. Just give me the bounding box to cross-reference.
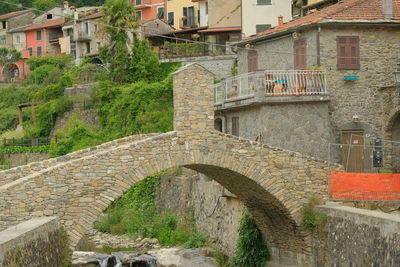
[0,9,35,82]
[215,0,400,172]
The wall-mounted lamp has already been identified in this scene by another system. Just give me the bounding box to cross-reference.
[352,114,360,123]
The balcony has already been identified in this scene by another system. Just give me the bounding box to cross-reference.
[179,16,198,29]
[134,0,151,8]
[76,31,92,41]
[214,70,328,106]
[48,32,63,43]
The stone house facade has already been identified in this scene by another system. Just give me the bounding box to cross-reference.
[216,0,400,171]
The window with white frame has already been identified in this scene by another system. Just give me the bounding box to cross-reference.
[157,7,165,19]
[0,35,6,44]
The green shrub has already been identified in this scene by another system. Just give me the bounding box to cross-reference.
[184,232,207,249]
[229,212,270,267]
[300,197,326,231]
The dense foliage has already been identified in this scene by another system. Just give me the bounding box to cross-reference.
[0,0,104,15]
[94,173,207,248]
[229,212,270,267]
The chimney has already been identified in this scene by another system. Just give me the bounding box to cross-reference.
[63,1,69,9]
[278,15,284,27]
[383,0,393,19]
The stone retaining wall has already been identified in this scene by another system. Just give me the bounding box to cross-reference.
[0,217,63,267]
[317,204,400,266]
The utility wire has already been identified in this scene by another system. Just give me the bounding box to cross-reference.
[1,0,400,61]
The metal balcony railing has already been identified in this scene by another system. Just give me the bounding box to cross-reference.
[214,70,328,104]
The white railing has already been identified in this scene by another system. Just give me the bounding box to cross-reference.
[214,70,328,104]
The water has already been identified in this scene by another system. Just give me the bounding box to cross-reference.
[95,252,157,267]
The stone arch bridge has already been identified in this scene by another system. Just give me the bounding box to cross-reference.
[0,64,331,260]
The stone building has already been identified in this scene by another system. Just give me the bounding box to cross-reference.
[215,0,400,172]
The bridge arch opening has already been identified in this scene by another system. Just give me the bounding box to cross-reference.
[79,163,309,256]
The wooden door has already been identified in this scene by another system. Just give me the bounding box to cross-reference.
[342,131,364,172]
[294,39,307,70]
[248,50,258,72]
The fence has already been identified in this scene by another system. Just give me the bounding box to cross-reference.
[214,70,328,104]
[2,137,57,147]
[159,42,226,59]
[328,137,400,201]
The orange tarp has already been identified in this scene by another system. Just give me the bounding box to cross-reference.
[330,171,400,200]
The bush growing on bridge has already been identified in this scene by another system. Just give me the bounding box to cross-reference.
[229,211,270,267]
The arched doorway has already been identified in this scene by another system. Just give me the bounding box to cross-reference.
[1,63,20,82]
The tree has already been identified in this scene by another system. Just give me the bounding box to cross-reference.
[128,39,161,83]
[100,0,138,83]
[0,48,22,68]
[32,0,57,11]
[0,0,21,15]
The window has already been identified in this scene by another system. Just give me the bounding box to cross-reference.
[136,0,142,4]
[16,35,20,44]
[0,35,5,45]
[2,21,6,29]
[94,24,98,32]
[84,22,89,35]
[257,0,272,5]
[28,47,32,56]
[136,10,142,21]
[47,14,53,19]
[168,12,174,25]
[183,6,195,27]
[36,31,42,41]
[86,42,91,54]
[232,117,239,136]
[96,42,101,51]
[294,39,307,70]
[66,28,73,37]
[337,36,360,70]
[248,50,258,72]
[157,7,164,19]
[256,24,271,33]
[37,46,42,57]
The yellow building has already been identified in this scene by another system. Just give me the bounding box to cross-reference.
[165,0,206,30]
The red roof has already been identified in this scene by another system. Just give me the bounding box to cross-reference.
[81,11,104,21]
[245,0,400,41]
[0,9,33,20]
[14,18,64,32]
[199,27,241,33]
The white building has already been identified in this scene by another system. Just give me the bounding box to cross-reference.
[241,0,292,37]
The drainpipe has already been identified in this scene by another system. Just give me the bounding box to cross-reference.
[317,26,321,67]
[383,0,393,19]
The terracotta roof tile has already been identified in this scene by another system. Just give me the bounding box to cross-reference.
[81,11,104,21]
[14,18,64,32]
[0,9,33,20]
[245,0,400,41]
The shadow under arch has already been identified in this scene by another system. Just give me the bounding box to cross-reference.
[1,63,20,82]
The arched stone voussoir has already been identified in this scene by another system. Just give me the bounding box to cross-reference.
[0,130,328,254]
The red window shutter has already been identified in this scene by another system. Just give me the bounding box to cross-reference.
[337,36,360,70]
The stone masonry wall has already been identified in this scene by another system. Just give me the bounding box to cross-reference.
[319,26,400,145]
[156,169,244,255]
[0,217,63,267]
[317,205,400,266]
[162,55,237,80]
[220,100,331,160]
[237,29,318,74]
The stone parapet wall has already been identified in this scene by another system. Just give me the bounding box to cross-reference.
[4,153,49,168]
[0,217,63,267]
[0,133,159,186]
[162,55,237,80]
[51,109,99,137]
[317,204,400,266]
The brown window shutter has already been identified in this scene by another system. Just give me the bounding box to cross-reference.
[248,51,258,72]
[232,117,239,136]
[294,39,306,70]
[337,36,360,70]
